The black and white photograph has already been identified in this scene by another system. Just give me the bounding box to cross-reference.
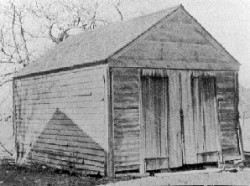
[0,0,249,185]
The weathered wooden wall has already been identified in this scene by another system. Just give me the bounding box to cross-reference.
[111,67,239,172]
[110,7,237,71]
[109,5,239,168]
[216,71,240,161]
[14,65,108,175]
[111,68,141,172]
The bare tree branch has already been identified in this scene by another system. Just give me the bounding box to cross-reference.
[18,16,29,63]
[113,0,124,21]
[0,141,13,156]
[10,3,22,63]
[0,78,13,88]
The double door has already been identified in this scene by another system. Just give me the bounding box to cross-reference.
[141,75,220,171]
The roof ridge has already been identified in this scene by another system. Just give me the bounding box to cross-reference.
[107,4,182,59]
[63,4,182,38]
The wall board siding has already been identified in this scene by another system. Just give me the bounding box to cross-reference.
[111,68,239,172]
[112,68,141,172]
[167,70,183,167]
[121,41,228,63]
[14,65,107,175]
[110,8,237,71]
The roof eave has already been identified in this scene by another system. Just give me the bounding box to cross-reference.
[14,59,108,80]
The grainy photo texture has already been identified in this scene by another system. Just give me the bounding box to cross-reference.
[0,0,249,185]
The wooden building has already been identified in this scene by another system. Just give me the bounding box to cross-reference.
[13,5,241,177]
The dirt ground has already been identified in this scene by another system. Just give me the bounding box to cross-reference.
[1,121,250,185]
[0,158,141,186]
[100,170,250,186]
[1,159,250,186]
[0,160,104,186]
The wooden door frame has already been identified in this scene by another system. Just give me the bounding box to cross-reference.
[139,69,146,173]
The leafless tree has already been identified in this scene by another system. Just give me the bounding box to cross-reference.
[0,0,127,156]
[0,2,34,87]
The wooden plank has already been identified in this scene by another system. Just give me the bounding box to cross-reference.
[16,78,104,94]
[30,154,104,173]
[168,71,183,168]
[121,40,229,62]
[15,80,104,95]
[114,160,140,167]
[19,107,104,115]
[107,67,114,177]
[31,151,104,167]
[113,83,139,94]
[18,66,105,86]
[109,58,239,71]
[115,164,140,172]
[15,97,104,106]
[235,72,243,159]
[16,115,105,123]
[114,142,140,151]
[15,89,104,101]
[31,143,105,157]
[114,150,140,157]
[181,71,196,164]
[15,99,105,107]
[112,68,141,174]
[112,68,139,77]
[15,85,104,97]
[114,118,139,127]
[114,155,140,163]
[217,81,234,89]
[15,113,105,122]
[114,109,139,119]
[35,139,103,150]
[146,24,208,45]
[18,65,105,82]
[30,148,105,162]
[26,158,101,175]
[13,79,18,162]
[16,76,104,91]
[31,133,106,144]
[192,76,221,163]
[114,126,140,133]
[103,66,109,176]
[215,78,223,163]
[19,142,105,158]
[142,76,168,160]
[15,101,104,108]
[113,94,139,108]
[18,128,106,139]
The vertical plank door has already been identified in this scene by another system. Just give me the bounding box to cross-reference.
[141,76,168,171]
[192,77,220,163]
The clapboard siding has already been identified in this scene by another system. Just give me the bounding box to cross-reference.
[216,71,239,159]
[121,41,228,63]
[14,65,107,175]
[112,68,140,172]
[167,70,183,167]
[146,25,208,45]
[110,68,239,172]
[117,15,230,66]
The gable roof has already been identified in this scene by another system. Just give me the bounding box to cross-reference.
[15,4,239,78]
